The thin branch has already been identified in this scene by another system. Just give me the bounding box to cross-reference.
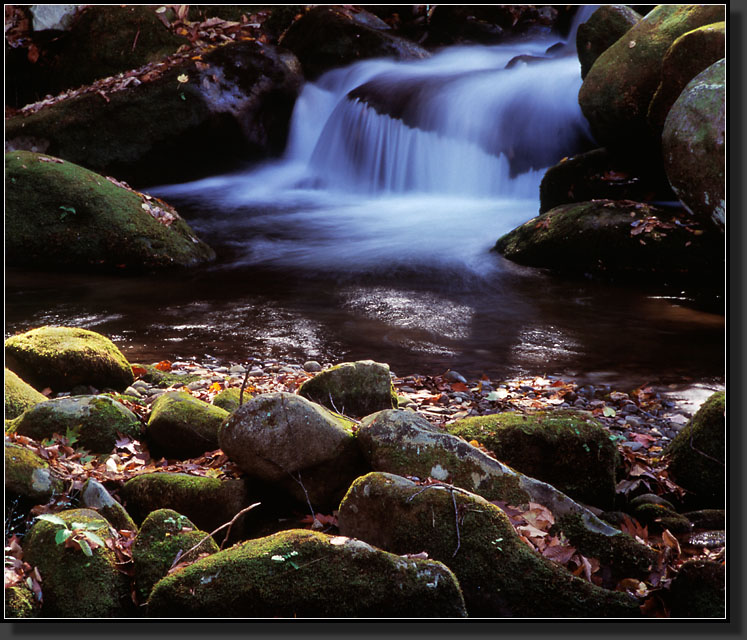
[239,365,251,406]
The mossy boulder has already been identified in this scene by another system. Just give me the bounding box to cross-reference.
[146,391,229,460]
[338,472,640,617]
[5,443,64,502]
[578,4,726,151]
[4,368,48,420]
[576,5,642,79]
[5,151,215,272]
[9,395,143,454]
[5,41,302,187]
[665,391,725,508]
[493,200,723,286]
[23,508,131,617]
[631,503,692,534]
[668,560,725,618]
[5,326,134,393]
[219,392,367,509]
[80,478,138,532]
[146,528,466,617]
[446,410,620,508]
[297,360,398,418]
[662,59,726,230]
[212,387,250,412]
[4,584,41,618]
[280,6,429,80]
[647,22,726,134]
[133,363,202,388]
[133,508,220,603]
[119,473,252,538]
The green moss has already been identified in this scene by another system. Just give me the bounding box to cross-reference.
[134,364,202,388]
[5,584,41,618]
[632,504,692,534]
[4,368,48,419]
[212,387,251,412]
[22,508,131,617]
[147,528,466,617]
[5,443,64,502]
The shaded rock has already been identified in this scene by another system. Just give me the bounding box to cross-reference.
[119,473,252,540]
[6,41,302,187]
[9,395,143,454]
[629,493,676,511]
[219,392,366,509]
[338,472,640,617]
[578,5,726,151]
[280,6,429,80]
[668,560,725,618]
[23,508,131,617]
[5,584,41,618]
[576,5,642,79]
[647,22,726,134]
[5,443,64,503]
[4,368,48,420]
[133,508,219,603]
[493,200,723,287]
[145,391,228,460]
[538,148,672,214]
[5,151,215,272]
[5,326,134,393]
[631,503,692,534]
[662,59,726,230]
[297,360,398,418]
[683,509,725,530]
[356,409,655,575]
[665,391,725,508]
[446,410,620,508]
[147,528,466,617]
[80,478,138,532]
[212,387,250,412]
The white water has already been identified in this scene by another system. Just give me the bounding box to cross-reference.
[152,11,596,276]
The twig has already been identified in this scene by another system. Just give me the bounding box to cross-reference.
[131,28,140,52]
[239,365,251,406]
[689,426,725,466]
[451,490,460,558]
[288,470,315,522]
[406,482,469,558]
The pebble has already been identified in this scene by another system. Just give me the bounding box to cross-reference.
[248,367,265,376]
[303,361,322,373]
[229,364,247,374]
[444,370,467,384]
[124,386,142,397]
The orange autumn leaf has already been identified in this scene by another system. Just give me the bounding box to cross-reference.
[208,382,222,393]
[131,365,147,377]
[154,360,172,371]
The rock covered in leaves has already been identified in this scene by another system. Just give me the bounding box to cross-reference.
[665,391,725,508]
[446,410,620,509]
[5,151,216,272]
[8,395,143,455]
[145,391,229,460]
[575,5,641,79]
[337,472,641,617]
[4,368,48,420]
[297,360,398,418]
[5,326,135,394]
[661,59,726,230]
[146,528,467,617]
[133,508,220,603]
[22,508,131,617]
[218,392,367,509]
[667,559,725,618]
[5,442,64,503]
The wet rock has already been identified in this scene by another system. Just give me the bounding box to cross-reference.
[683,509,725,530]
[576,5,642,79]
[5,326,134,393]
[146,528,466,617]
[4,368,48,420]
[297,360,398,418]
[662,59,726,230]
[5,443,64,503]
[145,391,228,459]
[338,472,640,617]
[80,478,138,532]
[9,395,143,454]
[668,560,725,618]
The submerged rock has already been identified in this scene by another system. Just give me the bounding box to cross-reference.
[4,368,48,420]
[146,528,467,617]
[338,472,641,617]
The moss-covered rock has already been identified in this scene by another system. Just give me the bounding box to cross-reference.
[147,528,466,617]
[23,508,131,617]
[647,22,726,134]
[576,5,642,79]
[631,503,692,534]
[338,472,640,617]
[133,363,202,388]
[133,508,220,603]
[5,41,302,187]
[119,473,252,538]
[9,395,142,454]
[145,391,228,460]
[493,200,723,287]
[662,59,726,230]
[5,326,134,393]
[682,509,725,530]
[212,387,250,412]
[5,443,64,502]
[665,391,725,508]
[4,584,41,618]
[578,4,726,151]
[668,559,725,618]
[280,6,429,80]
[4,368,48,420]
[297,360,398,418]
[219,392,367,509]
[5,151,215,272]
[80,478,138,532]
[446,410,619,508]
